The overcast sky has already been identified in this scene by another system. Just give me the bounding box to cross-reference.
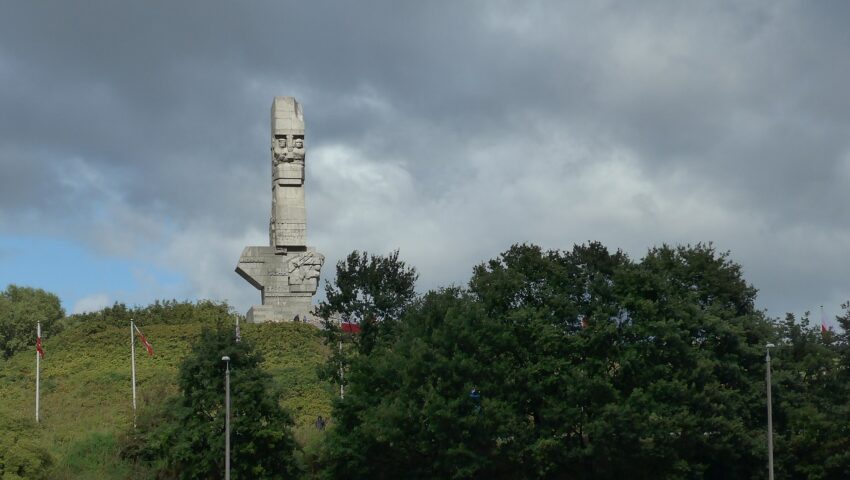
[1,1,848,325]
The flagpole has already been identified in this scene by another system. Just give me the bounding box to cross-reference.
[36,321,40,423]
[338,340,344,400]
[766,343,775,480]
[223,356,231,480]
[131,319,137,428]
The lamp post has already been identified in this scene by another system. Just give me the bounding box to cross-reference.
[766,343,775,480]
[223,355,231,480]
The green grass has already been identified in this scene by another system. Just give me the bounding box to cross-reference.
[0,321,333,479]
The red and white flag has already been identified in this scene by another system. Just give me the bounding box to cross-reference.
[821,305,829,335]
[134,325,154,357]
[36,330,44,359]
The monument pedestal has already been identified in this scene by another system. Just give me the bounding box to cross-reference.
[236,245,323,324]
[246,304,314,324]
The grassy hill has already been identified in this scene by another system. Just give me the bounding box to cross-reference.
[0,320,333,479]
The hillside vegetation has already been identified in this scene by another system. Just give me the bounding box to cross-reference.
[0,314,332,479]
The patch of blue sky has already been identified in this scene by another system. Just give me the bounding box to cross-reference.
[0,234,185,313]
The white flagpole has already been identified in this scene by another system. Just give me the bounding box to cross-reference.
[36,321,40,423]
[131,319,137,428]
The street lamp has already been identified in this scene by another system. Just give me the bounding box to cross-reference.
[765,343,775,480]
[223,356,231,480]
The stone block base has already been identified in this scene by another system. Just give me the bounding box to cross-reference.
[246,304,321,326]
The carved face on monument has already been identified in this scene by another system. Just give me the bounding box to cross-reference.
[294,138,304,149]
[276,137,287,148]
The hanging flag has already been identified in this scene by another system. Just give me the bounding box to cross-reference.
[821,305,828,335]
[36,331,45,359]
[134,325,154,357]
[36,321,42,423]
[341,321,361,334]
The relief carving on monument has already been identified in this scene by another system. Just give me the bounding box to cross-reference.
[272,136,304,186]
[291,137,305,161]
[288,252,325,291]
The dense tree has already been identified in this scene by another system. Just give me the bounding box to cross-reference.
[770,312,850,479]
[316,250,418,394]
[322,243,778,479]
[321,288,516,479]
[588,244,772,478]
[134,324,301,479]
[0,285,64,359]
[317,250,418,352]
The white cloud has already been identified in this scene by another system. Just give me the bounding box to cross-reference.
[72,293,112,314]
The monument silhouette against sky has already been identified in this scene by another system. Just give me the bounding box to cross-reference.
[235,97,324,323]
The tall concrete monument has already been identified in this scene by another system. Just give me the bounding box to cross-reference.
[235,97,325,323]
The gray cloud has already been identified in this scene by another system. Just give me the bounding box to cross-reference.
[1,1,849,321]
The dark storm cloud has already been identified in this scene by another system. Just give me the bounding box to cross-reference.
[1,0,849,318]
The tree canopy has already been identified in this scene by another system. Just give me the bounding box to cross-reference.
[321,243,786,479]
[317,249,418,354]
[0,284,64,359]
[316,249,418,396]
[131,324,301,480]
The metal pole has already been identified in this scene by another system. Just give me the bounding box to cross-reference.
[338,340,344,400]
[223,356,231,480]
[766,343,775,480]
[36,322,40,423]
[131,320,137,428]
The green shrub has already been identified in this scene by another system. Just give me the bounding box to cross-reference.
[0,412,53,480]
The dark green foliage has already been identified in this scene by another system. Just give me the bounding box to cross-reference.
[0,284,64,359]
[318,250,418,326]
[586,244,771,478]
[316,250,418,393]
[322,243,776,479]
[317,249,418,353]
[769,312,850,479]
[60,431,132,478]
[137,324,302,479]
[321,288,530,479]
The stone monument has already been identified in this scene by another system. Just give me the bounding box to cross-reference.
[235,97,325,323]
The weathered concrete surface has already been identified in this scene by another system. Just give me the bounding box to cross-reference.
[235,97,324,323]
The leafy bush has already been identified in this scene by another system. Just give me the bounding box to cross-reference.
[60,299,238,331]
[0,412,53,480]
[0,284,64,359]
